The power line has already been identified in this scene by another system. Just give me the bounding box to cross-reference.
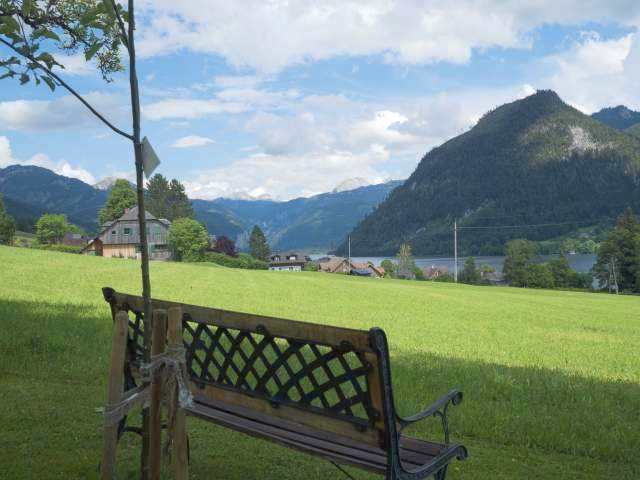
[455,213,623,231]
[455,202,638,223]
[457,220,597,230]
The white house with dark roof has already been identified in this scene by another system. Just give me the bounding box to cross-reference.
[269,252,308,271]
[82,206,171,260]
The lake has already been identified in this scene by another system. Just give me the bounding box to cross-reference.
[348,254,598,274]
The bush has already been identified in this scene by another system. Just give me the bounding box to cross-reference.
[204,252,268,270]
[0,195,15,245]
[168,218,209,261]
[460,257,481,284]
[31,243,82,254]
[35,214,69,245]
[303,262,318,272]
[380,259,396,277]
[526,263,555,289]
[433,272,455,282]
[504,239,537,287]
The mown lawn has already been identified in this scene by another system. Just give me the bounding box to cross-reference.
[0,246,638,479]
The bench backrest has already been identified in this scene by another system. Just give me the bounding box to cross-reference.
[103,288,389,447]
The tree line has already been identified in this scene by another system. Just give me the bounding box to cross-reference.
[368,208,640,294]
[0,174,273,270]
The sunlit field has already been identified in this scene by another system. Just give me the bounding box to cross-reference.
[1,246,638,479]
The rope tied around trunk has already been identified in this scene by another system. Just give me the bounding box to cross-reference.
[139,343,193,458]
[102,342,193,457]
[139,344,194,409]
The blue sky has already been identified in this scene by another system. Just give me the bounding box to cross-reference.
[1,1,640,200]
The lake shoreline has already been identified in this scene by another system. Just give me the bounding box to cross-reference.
[313,254,598,274]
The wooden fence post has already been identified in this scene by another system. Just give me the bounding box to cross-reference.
[150,310,167,480]
[168,306,189,480]
[101,310,129,480]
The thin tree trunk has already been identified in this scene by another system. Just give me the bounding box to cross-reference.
[126,1,152,478]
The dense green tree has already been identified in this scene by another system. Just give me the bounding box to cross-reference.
[168,218,209,262]
[0,195,16,245]
[145,174,170,219]
[99,179,136,224]
[167,179,194,221]
[525,263,555,289]
[460,257,481,284]
[380,259,396,277]
[249,225,270,261]
[593,209,640,292]
[145,175,193,221]
[503,239,537,287]
[35,213,68,245]
[548,257,577,288]
[395,243,416,279]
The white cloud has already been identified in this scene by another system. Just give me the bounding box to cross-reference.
[135,1,640,72]
[171,135,215,148]
[532,32,639,112]
[184,147,391,200]
[0,136,96,184]
[142,82,299,121]
[0,136,14,167]
[182,83,536,200]
[55,160,97,184]
[142,98,245,120]
[214,75,265,89]
[0,92,128,132]
[52,54,96,76]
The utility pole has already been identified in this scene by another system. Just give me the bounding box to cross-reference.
[348,235,351,275]
[454,219,458,283]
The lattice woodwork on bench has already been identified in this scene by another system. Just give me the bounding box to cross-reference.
[182,316,378,428]
[125,310,145,365]
[117,307,378,428]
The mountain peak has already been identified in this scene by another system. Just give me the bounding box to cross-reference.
[332,177,371,193]
[94,176,135,191]
[345,90,640,256]
[472,90,567,135]
[591,105,640,130]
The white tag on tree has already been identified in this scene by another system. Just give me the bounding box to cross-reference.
[141,137,160,178]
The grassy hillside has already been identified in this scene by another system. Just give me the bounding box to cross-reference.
[0,246,638,479]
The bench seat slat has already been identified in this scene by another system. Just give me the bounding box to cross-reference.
[187,395,444,474]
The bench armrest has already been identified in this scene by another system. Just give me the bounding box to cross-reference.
[400,443,468,479]
[396,389,463,444]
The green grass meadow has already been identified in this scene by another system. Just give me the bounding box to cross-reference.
[0,246,638,479]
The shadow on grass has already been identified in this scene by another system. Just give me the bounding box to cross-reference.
[0,298,638,478]
[389,350,639,469]
[0,298,112,382]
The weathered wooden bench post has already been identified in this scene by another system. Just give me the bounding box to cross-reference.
[101,310,128,480]
[150,309,167,480]
[168,306,189,479]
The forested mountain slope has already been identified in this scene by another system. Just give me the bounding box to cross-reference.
[0,165,107,232]
[193,180,402,251]
[345,91,640,256]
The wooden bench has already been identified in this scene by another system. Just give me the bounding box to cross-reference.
[102,287,468,479]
